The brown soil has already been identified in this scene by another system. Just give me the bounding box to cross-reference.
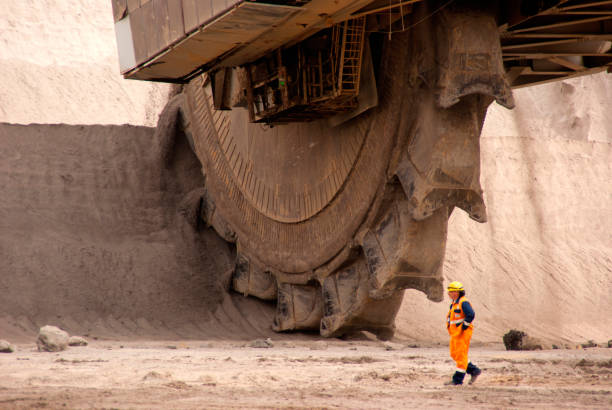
[0,123,262,342]
[1,341,611,409]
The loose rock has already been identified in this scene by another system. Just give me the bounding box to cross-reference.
[503,329,542,351]
[68,336,88,347]
[37,325,69,352]
[0,340,15,353]
[503,329,526,350]
[383,341,404,351]
[249,338,273,348]
[309,341,328,351]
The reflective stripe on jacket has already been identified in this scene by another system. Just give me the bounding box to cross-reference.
[446,296,474,330]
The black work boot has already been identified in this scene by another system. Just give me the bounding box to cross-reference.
[467,362,481,385]
[443,371,465,385]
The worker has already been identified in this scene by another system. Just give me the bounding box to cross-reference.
[444,281,481,385]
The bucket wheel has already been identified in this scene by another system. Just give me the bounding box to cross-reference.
[163,6,513,339]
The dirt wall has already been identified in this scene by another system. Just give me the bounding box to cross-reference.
[0,123,269,342]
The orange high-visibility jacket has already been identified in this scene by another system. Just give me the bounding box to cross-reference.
[446,296,475,333]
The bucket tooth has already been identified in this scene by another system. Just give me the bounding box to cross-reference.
[435,7,514,109]
[360,200,446,302]
[395,92,489,223]
[232,254,277,301]
[177,188,207,231]
[272,283,323,332]
[320,259,369,337]
[198,190,237,243]
[320,257,402,340]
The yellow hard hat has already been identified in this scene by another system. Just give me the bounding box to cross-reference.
[447,281,464,292]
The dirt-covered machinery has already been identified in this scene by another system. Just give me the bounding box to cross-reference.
[112,0,612,339]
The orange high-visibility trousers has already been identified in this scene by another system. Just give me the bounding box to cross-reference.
[449,326,472,372]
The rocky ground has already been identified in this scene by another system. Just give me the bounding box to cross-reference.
[1,339,611,409]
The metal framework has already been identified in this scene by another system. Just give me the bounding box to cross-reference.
[500,0,612,87]
[246,17,367,123]
[112,0,612,108]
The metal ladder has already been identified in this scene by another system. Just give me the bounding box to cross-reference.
[337,16,366,96]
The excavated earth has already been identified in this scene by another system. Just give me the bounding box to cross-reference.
[1,1,611,408]
[0,122,273,342]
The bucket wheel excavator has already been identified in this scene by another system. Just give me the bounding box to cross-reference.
[112,0,612,339]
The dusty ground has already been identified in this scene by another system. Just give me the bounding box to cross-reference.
[1,339,611,409]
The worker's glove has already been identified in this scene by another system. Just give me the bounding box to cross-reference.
[461,323,469,331]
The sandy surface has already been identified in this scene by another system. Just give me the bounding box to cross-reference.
[1,340,611,409]
[0,0,171,126]
[483,73,612,143]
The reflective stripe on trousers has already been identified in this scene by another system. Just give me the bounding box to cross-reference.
[449,326,472,371]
